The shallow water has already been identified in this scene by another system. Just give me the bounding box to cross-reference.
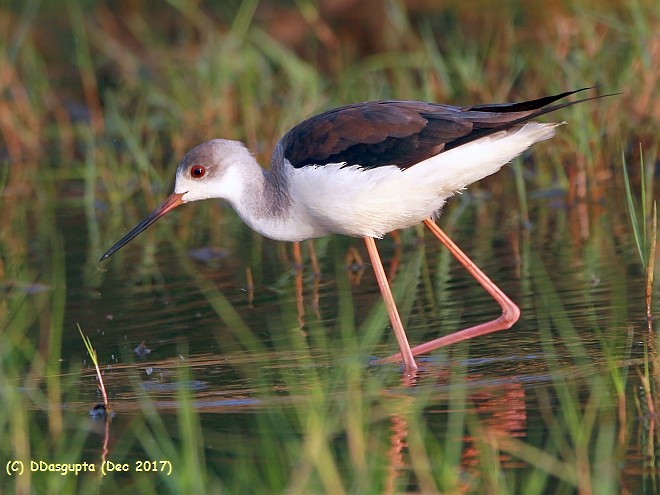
[31,181,653,492]
[3,184,655,493]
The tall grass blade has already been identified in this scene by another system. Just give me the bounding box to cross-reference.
[77,324,110,412]
[646,201,656,332]
[621,149,646,267]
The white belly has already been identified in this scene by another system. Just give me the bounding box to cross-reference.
[279,122,558,239]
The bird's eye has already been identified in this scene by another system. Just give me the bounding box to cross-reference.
[190,165,206,178]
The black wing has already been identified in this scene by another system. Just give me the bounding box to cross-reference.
[275,88,599,170]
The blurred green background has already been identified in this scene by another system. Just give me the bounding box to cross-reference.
[1,0,658,493]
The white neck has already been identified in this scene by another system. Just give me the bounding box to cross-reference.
[225,158,322,242]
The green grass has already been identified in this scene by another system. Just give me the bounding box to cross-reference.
[1,0,658,493]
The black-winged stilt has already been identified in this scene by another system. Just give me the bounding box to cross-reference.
[100,88,603,373]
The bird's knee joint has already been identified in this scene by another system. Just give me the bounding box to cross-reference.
[501,303,521,328]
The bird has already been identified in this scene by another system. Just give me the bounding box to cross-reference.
[100,87,602,374]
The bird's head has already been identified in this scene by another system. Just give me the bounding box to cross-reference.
[99,139,252,263]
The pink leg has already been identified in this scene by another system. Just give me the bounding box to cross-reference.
[364,237,418,373]
[376,219,520,364]
[292,241,305,326]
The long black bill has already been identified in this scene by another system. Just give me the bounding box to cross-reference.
[99,192,186,263]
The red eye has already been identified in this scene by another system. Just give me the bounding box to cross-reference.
[190,165,206,178]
